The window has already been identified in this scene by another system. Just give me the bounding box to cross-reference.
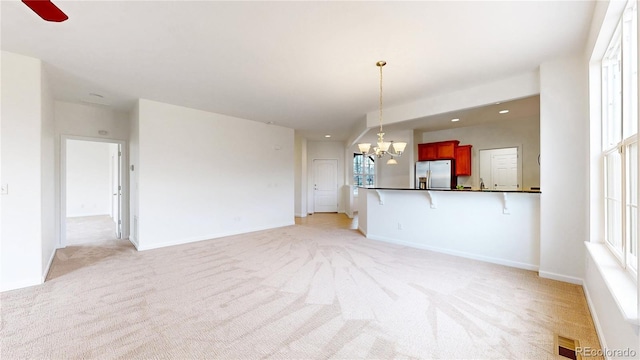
[353,153,375,194]
[605,149,623,256]
[602,0,638,276]
[626,142,638,272]
[602,22,622,149]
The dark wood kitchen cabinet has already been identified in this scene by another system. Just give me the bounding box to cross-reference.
[418,140,459,161]
[455,145,472,176]
[418,143,437,160]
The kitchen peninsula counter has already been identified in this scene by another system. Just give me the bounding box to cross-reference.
[361,187,541,193]
[358,187,541,271]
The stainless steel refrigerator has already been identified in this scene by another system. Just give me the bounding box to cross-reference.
[415,160,455,189]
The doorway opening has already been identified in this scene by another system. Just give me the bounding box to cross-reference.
[60,136,127,247]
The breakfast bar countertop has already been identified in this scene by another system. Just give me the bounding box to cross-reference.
[360,187,541,194]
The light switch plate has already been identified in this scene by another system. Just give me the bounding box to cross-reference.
[1,184,8,195]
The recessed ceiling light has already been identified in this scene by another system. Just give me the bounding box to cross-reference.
[451,118,460,122]
[324,134,331,138]
[499,110,509,114]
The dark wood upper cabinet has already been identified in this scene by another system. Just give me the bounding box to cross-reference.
[455,145,472,176]
[418,140,472,176]
[418,140,459,161]
[418,143,437,160]
[436,140,458,159]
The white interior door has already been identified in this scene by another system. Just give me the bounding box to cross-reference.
[313,159,338,213]
[491,152,518,190]
[110,144,122,238]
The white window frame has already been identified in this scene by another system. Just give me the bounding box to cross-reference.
[604,146,624,260]
[625,138,638,275]
[601,0,638,279]
[353,153,375,195]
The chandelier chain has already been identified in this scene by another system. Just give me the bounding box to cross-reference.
[379,63,383,134]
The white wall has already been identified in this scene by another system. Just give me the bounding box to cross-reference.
[136,99,294,250]
[1,51,44,291]
[66,140,112,217]
[538,55,588,284]
[420,116,540,190]
[307,141,345,214]
[41,66,56,281]
[129,102,140,246]
[109,143,119,220]
[55,101,130,140]
[294,134,308,217]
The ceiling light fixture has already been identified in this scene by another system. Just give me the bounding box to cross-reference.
[358,61,407,165]
[324,134,331,138]
[451,118,460,122]
[499,109,509,114]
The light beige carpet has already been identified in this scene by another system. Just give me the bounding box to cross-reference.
[1,214,601,359]
[66,215,118,245]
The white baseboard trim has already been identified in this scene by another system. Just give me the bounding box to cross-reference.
[41,248,57,283]
[367,234,539,272]
[135,221,295,251]
[538,270,583,285]
[582,282,609,354]
[357,227,367,237]
[129,236,140,250]
[294,212,307,218]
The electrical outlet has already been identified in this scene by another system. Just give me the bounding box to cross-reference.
[1,184,7,195]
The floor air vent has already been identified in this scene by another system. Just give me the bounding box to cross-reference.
[556,334,580,360]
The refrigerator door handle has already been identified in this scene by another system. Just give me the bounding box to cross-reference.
[426,170,431,189]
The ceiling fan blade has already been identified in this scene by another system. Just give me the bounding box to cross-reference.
[22,0,68,22]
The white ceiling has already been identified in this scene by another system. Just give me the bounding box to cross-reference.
[1,1,594,141]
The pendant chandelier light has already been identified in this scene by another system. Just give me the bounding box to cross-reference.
[358,61,407,165]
